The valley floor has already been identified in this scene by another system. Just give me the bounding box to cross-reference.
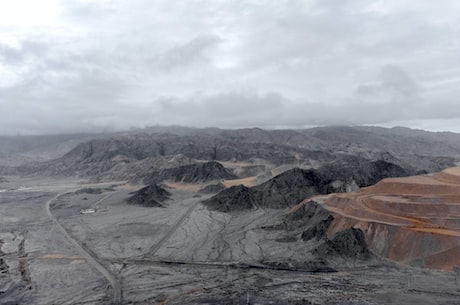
[0,176,459,304]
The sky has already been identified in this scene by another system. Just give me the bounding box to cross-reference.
[0,0,459,135]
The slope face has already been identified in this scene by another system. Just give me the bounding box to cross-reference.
[0,133,103,165]
[127,184,171,207]
[203,168,331,212]
[202,185,257,212]
[304,126,460,157]
[8,126,458,180]
[313,166,460,270]
[253,168,332,208]
[144,161,237,184]
[315,228,372,260]
[318,157,409,188]
[204,162,410,212]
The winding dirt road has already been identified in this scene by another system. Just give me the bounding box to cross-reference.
[45,191,122,304]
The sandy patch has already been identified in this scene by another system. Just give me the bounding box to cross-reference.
[223,176,257,187]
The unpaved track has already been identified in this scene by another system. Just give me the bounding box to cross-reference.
[45,191,122,304]
[144,197,202,258]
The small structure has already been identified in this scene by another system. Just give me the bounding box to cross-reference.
[80,208,96,214]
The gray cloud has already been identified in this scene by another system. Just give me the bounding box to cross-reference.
[0,44,23,63]
[155,35,222,71]
[355,65,420,105]
[0,0,460,134]
[156,91,284,127]
[0,40,48,65]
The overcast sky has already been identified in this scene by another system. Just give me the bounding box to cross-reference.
[0,0,459,135]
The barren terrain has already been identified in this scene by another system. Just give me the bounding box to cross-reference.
[1,175,460,304]
[312,167,460,270]
[2,126,460,304]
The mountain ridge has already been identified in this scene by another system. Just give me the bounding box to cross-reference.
[1,126,459,181]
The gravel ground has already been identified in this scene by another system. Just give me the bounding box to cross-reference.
[1,176,460,304]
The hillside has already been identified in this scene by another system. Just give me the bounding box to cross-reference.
[127,184,171,207]
[303,166,460,270]
[0,133,105,166]
[1,126,458,182]
[143,161,237,184]
[203,158,410,212]
[3,126,460,304]
[304,126,460,157]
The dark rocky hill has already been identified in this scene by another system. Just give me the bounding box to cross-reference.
[127,184,171,207]
[252,168,332,209]
[203,168,332,212]
[315,228,372,260]
[202,185,258,212]
[203,157,412,212]
[317,157,409,190]
[144,161,237,184]
[201,168,327,212]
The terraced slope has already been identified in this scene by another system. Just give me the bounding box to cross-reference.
[310,167,460,270]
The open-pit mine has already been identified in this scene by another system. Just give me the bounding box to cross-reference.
[312,167,460,270]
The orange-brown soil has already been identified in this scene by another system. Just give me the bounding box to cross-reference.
[223,176,258,187]
[309,167,460,270]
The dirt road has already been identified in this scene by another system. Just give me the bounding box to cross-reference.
[144,196,202,258]
[45,191,122,304]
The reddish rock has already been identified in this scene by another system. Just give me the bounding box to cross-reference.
[305,167,460,270]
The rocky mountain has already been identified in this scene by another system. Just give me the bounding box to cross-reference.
[304,126,460,157]
[317,156,410,190]
[143,161,237,184]
[11,131,332,179]
[315,228,372,260]
[252,168,332,209]
[127,184,171,207]
[202,185,258,212]
[2,126,459,181]
[270,199,374,261]
[203,158,411,212]
[202,169,327,212]
[262,199,375,269]
[0,133,106,166]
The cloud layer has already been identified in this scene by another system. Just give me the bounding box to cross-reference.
[0,0,459,134]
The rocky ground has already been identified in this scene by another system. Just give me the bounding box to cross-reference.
[1,176,460,304]
[1,126,460,304]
